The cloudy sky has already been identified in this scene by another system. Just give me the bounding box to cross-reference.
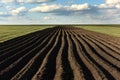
[0,0,120,24]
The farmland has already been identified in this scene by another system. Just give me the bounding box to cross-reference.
[0,25,120,42]
[0,25,52,42]
[0,26,120,80]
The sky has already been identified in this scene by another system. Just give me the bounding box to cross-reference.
[0,0,120,24]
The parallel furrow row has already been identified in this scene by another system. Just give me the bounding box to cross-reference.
[0,30,58,80]
[0,27,120,80]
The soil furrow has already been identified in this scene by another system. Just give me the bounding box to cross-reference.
[92,34,120,50]
[9,31,57,80]
[0,29,48,50]
[54,30,65,80]
[0,35,36,53]
[67,31,86,80]
[95,33,120,45]
[80,35,120,69]
[61,31,74,80]
[0,30,54,71]
[0,31,57,80]
[0,36,36,61]
[82,29,120,46]
[71,31,107,80]
[0,29,51,57]
[32,30,61,80]
[84,35,120,62]
[0,33,37,54]
[89,34,120,54]
[77,34,120,80]
[16,30,59,80]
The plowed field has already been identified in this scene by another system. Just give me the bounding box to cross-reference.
[0,26,120,80]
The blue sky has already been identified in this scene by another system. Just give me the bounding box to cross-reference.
[0,0,120,24]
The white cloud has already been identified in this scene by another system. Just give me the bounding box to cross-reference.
[11,7,26,15]
[1,0,15,3]
[99,4,114,8]
[17,0,55,3]
[29,3,90,13]
[1,0,55,3]
[70,3,90,10]
[98,3,120,9]
[29,4,61,12]
[100,0,120,9]
[105,0,120,4]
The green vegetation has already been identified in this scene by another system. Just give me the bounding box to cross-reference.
[77,26,120,37]
[0,25,52,42]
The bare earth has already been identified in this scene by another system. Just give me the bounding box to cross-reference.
[0,26,120,80]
